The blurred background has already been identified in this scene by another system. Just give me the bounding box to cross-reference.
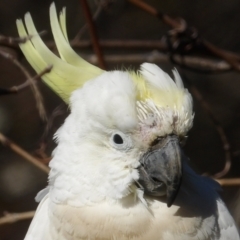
[0,0,240,239]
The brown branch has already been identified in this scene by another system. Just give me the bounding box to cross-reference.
[215,178,240,186]
[182,74,232,178]
[0,31,46,47]
[127,0,238,176]
[212,127,231,179]
[172,55,230,73]
[0,48,48,121]
[82,52,169,64]
[41,104,66,141]
[128,0,158,17]
[72,0,107,42]
[80,0,106,69]
[82,52,231,72]
[0,35,32,48]
[0,211,35,225]
[48,39,168,50]
[0,132,50,174]
[204,40,240,71]
[128,0,240,72]
[35,104,66,164]
[45,39,232,72]
[0,65,53,95]
[128,0,189,28]
[73,0,114,42]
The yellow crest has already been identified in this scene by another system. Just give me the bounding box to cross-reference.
[16,3,104,103]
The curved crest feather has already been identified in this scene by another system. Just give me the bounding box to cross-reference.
[16,2,104,103]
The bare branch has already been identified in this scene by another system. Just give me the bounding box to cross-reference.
[80,0,106,69]
[0,132,50,174]
[49,39,168,50]
[42,40,232,72]
[35,104,66,164]
[204,40,240,71]
[73,1,105,42]
[0,65,53,95]
[0,31,46,47]
[215,178,240,187]
[0,35,32,47]
[0,48,51,120]
[128,0,240,72]
[0,211,35,225]
[128,0,158,16]
[82,51,231,72]
[181,73,232,178]
[40,104,66,141]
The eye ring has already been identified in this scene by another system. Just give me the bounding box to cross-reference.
[110,131,132,151]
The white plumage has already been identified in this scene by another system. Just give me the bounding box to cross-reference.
[24,67,239,240]
[16,3,239,240]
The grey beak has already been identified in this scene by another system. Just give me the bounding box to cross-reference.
[137,135,182,207]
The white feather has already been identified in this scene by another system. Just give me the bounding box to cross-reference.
[217,200,240,240]
[25,194,50,240]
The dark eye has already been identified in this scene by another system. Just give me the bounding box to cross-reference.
[113,134,124,144]
[111,132,132,150]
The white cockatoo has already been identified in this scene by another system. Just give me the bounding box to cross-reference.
[16,3,239,240]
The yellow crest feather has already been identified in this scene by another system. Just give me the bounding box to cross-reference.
[16,2,104,103]
[130,72,151,101]
[130,68,186,110]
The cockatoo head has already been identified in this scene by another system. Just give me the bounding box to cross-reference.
[17,3,193,208]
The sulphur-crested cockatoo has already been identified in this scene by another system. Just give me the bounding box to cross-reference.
[16,3,239,240]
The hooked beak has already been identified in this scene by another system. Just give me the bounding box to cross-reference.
[137,135,182,207]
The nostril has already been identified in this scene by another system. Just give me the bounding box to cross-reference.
[151,177,161,183]
[151,137,162,147]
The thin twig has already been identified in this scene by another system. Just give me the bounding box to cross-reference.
[128,0,240,72]
[44,40,233,72]
[73,2,103,42]
[0,48,48,121]
[0,31,46,47]
[80,0,106,69]
[41,104,66,141]
[73,0,113,42]
[204,40,240,71]
[35,104,66,163]
[0,132,50,174]
[0,35,32,48]
[82,51,231,72]
[49,39,168,50]
[0,65,53,95]
[128,0,158,17]
[35,142,52,164]
[0,211,35,225]
[182,74,232,178]
[128,0,187,28]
